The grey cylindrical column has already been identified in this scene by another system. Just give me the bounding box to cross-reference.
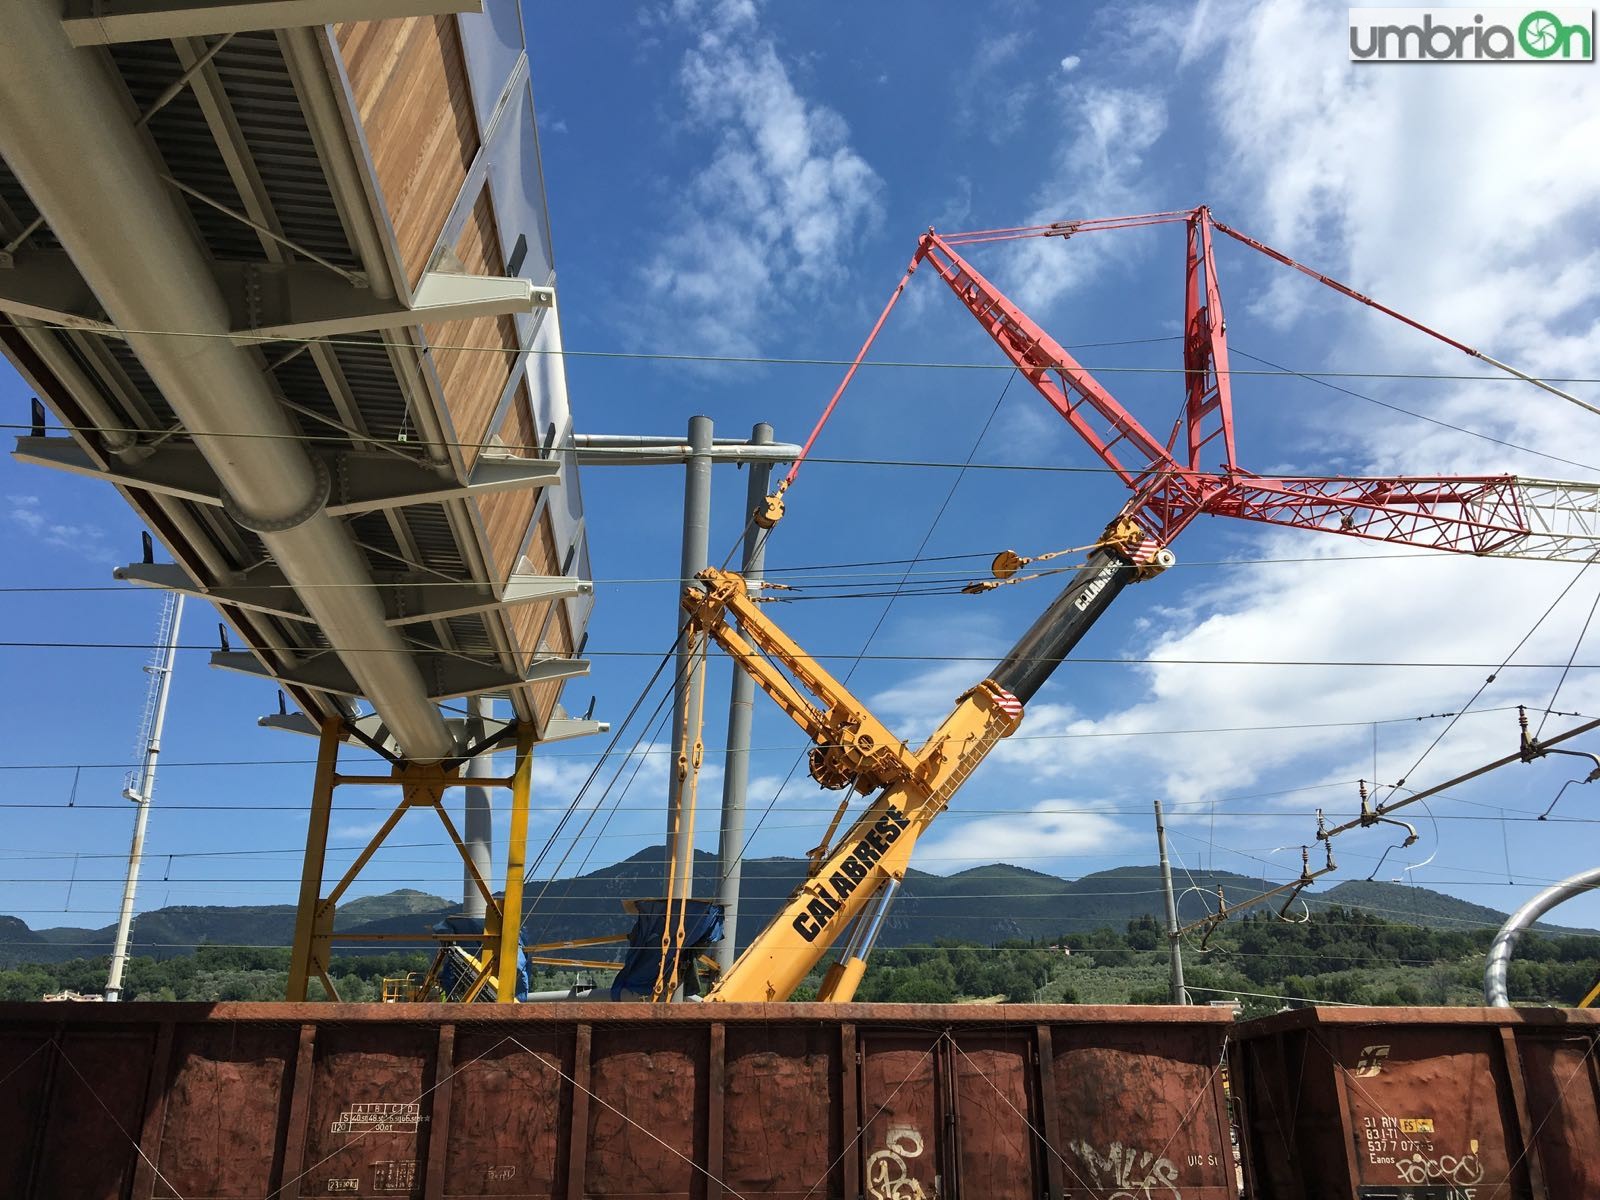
[666,416,713,907]
[715,423,774,970]
[461,695,493,921]
[1154,799,1187,1004]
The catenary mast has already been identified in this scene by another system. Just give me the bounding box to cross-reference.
[105,593,183,1002]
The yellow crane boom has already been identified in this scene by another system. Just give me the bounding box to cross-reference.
[682,567,1024,1002]
[683,519,1165,1002]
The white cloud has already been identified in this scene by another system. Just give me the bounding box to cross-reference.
[637,0,883,354]
[961,34,1042,141]
[997,84,1168,312]
[1202,0,1600,345]
[868,657,994,734]
[931,175,974,230]
[990,0,1600,842]
[1003,540,1600,805]
[976,32,1025,72]
[1084,2,1216,69]
[331,817,391,841]
[7,494,109,557]
[916,798,1127,872]
[530,740,719,819]
[864,612,1008,734]
[1059,54,1081,72]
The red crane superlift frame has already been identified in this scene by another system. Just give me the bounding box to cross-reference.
[777,205,1568,560]
[675,206,1600,1004]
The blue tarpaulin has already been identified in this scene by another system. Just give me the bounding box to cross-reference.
[611,900,725,1000]
[433,915,529,1002]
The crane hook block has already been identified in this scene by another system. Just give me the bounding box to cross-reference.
[753,491,785,530]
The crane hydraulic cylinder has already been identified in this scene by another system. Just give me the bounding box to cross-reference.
[990,545,1138,703]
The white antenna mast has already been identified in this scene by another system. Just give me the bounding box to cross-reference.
[105,592,184,1001]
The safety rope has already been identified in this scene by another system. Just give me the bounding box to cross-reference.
[651,630,709,1002]
[769,251,924,514]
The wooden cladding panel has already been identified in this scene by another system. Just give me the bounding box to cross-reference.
[423,188,517,470]
[525,513,572,725]
[503,515,558,661]
[545,594,575,657]
[479,487,537,589]
[478,380,539,584]
[499,377,536,457]
[529,602,574,725]
[505,505,560,660]
[529,508,561,576]
[335,16,479,286]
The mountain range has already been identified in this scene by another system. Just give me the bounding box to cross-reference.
[2,851,1589,968]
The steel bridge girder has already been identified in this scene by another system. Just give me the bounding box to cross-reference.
[61,0,484,45]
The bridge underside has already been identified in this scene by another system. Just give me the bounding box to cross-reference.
[0,2,604,997]
[0,2,597,760]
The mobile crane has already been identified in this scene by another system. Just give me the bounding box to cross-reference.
[677,207,1600,1004]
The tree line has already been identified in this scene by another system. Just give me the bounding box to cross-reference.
[2,906,1595,1009]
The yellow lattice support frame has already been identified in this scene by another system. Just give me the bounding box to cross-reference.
[285,719,536,1003]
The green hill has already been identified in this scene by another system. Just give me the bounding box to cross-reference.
[0,890,454,967]
[1314,880,1554,931]
[6,854,1589,969]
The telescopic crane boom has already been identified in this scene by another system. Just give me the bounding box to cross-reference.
[688,207,1600,1004]
[687,520,1165,1003]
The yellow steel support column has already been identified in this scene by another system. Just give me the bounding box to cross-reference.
[493,723,534,1003]
[287,718,340,1001]
[283,720,535,1004]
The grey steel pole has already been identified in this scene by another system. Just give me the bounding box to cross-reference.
[715,423,774,971]
[106,594,183,1001]
[666,416,714,910]
[1154,799,1187,1004]
[462,695,493,921]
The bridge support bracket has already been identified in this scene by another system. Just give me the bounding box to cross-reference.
[114,560,591,626]
[15,436,560,515]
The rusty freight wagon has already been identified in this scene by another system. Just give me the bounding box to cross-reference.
[0,1001,1236,1200]
[1231,1005,1600,1200]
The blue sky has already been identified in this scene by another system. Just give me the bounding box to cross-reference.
[5,0,1600,947]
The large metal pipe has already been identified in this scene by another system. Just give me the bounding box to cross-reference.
[715,423,773,972]
[664,416,713,928]
[576,434,785,448]
[0,1,453,759]
[461,696,493,919]
[991,548,1139,704]
[1484,865,1600,1005]
[570,436,800,467]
